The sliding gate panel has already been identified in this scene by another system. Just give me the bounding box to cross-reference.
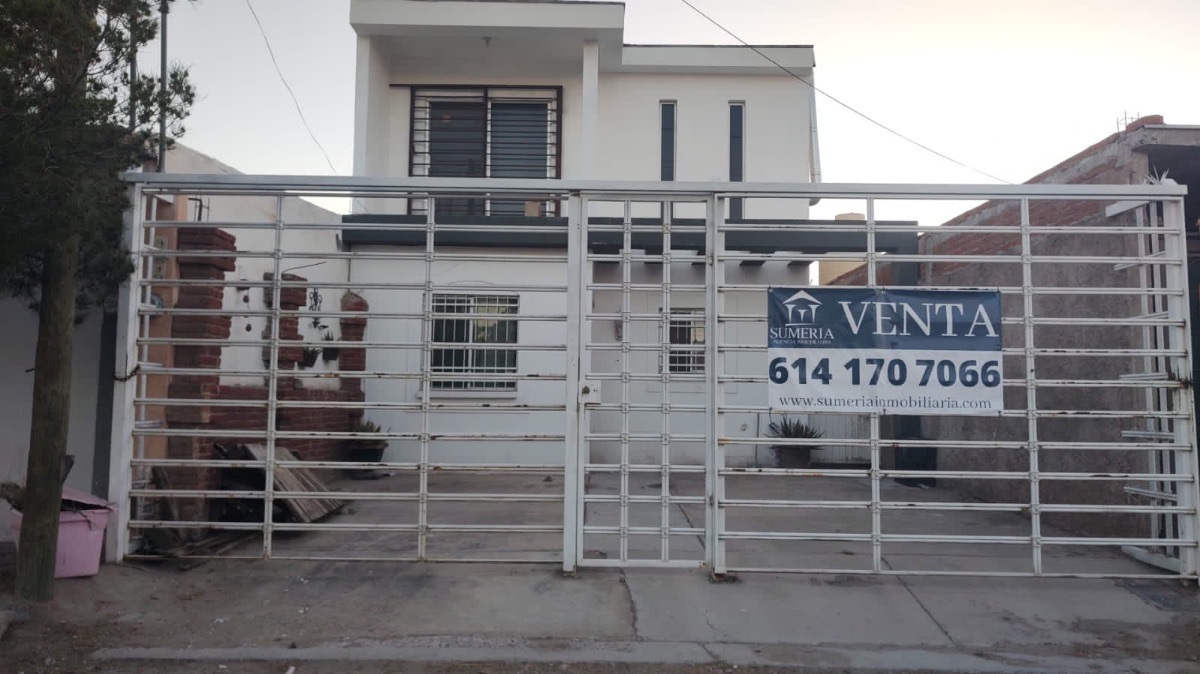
[713,193,1198,580]
[119,184,573,563]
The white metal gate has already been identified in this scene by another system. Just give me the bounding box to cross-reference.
[109,176,1199,580]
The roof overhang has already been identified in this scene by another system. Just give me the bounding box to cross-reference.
[341,215,917,254]
[351,0,625,37]
[351,1,812,77]
[617,45,814,75]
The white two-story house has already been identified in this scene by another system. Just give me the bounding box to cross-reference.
[341,0,835,466]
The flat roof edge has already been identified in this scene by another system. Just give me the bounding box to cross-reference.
[351,0,625,35]
[624,43,814,49]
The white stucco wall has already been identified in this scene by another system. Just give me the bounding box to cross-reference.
[594,73,811,219]
[0,302,103,541]
[588,261,815,466]
[350,248,570,464]
[356,48,813,221]
[208,196,346,387]
[164,146,346,388]
[348,249,818,468]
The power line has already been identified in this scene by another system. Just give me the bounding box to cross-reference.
[244,0,339,176]
[677,0,1013,185]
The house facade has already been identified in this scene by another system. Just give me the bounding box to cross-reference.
[343,0,825,466]
[350,0,819,190]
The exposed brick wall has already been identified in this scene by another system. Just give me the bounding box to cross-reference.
[828,117,1170,540]
[162,228,370,524]
[829,116,1157,287]
[262,272,308,367]
[914,121,1153,538]
[206,384,365,464]
[164,228,236,518]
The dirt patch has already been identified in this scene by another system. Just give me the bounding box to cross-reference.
[1067,615,1200,662]
[4,615,131,673]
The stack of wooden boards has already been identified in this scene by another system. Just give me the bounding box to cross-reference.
[146,443,345,561]
[239,444,345,522]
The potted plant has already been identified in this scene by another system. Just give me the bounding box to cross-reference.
[321,331,340,362]
[346,418,389,479]
[298,346,321,369]
[767,416,823,469]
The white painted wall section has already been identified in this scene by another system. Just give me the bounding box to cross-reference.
[350,248,570,465]
[0,304,103,541]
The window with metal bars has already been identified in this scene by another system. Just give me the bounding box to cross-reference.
[431,294,519,391]
[409,86,561,217]
[666,310,705,374]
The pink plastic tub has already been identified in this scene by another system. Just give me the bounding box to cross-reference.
[8,488,114,578]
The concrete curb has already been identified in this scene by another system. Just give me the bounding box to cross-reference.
[93,638,1196,673]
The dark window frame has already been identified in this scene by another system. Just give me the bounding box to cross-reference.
[406,85,563,217]
[729,102,745,221]
[660,101,677,182]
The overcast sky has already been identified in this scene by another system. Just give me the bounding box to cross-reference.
[149,0,1200,222]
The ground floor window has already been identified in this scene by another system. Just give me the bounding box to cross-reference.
[431,294,519,391]
[666,310,705,374]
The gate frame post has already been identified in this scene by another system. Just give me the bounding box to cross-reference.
[105,183,145,563]
[705,194,727,576]
[1163,197,1199,578]
[563,192,585,573]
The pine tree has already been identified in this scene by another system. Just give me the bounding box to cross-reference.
[0,0,194,601]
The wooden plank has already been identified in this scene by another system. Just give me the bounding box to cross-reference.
[241,444,344,523]
[151,467,185,525]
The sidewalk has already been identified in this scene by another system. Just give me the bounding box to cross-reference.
[3,547,1199,673]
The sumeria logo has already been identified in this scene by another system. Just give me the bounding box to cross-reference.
[768,326,835,340]
[839,301,997,337]
[781,289,822,325]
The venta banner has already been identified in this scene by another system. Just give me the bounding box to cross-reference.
[767,287,1004,415]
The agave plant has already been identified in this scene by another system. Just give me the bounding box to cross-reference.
[345,418,390,479]
[767,416,823,469]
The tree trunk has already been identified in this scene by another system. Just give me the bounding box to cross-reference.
[16,235,82,601]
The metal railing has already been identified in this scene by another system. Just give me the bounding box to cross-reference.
[107,174,1198,580]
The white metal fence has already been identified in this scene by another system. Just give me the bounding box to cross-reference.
[109,175,1198,580]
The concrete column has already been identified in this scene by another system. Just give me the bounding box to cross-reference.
[580,40,600,179]
[352,35,373,182]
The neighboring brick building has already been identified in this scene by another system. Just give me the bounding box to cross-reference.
[833,116,1200,539]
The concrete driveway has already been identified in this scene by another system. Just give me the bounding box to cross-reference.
[2,553,1198,673]
[2,470,1199,673]
[254,471,1164,578]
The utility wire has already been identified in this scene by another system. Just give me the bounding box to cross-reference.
[244,0,339,176]
[677,0,1013,184]
[244,0,370,212]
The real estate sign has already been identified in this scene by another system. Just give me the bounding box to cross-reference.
[767,288,1004,415]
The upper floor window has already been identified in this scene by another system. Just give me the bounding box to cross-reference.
[410,86,561,217]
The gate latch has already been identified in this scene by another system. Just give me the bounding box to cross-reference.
[580,381,602,406]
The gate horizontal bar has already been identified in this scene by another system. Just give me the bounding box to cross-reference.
[128,172,1187,199]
